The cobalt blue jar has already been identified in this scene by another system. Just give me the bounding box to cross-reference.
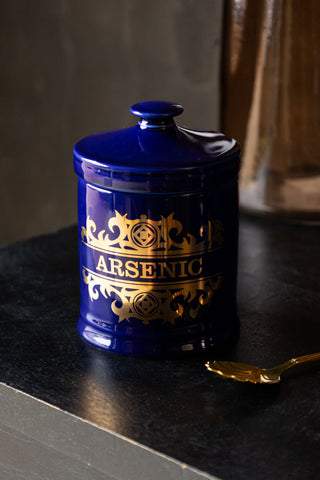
[73,101,240,357]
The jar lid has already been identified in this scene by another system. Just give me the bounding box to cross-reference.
[73,101,240,193]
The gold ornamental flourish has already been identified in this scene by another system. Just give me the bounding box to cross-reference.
[81,211,223,257]
[83,266,222,325]
[81,211,224,325]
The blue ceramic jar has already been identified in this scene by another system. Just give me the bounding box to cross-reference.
[73,101,240,357]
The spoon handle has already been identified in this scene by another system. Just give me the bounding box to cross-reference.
[294,352,320,365]
[278,352,320,373]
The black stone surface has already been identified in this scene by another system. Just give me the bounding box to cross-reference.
[1,215,320,479]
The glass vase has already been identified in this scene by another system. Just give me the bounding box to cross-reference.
[222,0,320,223]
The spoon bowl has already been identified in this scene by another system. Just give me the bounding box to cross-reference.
[205,352,320,384]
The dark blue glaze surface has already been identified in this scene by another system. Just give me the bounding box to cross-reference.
[73,126,238,173]
[74,101,240,357]
[130,100,184,119]
[73,100,238,173]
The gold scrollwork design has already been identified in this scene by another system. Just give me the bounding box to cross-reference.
[81,211,223,257]
[83,267,222,325]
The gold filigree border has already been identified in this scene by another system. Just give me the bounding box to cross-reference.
[83,266,222,325]
[81,212,223,258]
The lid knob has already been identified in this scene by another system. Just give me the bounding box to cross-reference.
[130,101,183,130]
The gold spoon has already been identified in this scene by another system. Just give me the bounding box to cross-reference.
[205,352,320,384]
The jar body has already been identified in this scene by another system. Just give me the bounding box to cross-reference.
[77,176,239,357]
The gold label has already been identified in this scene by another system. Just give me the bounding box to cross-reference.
[81,212,223,325]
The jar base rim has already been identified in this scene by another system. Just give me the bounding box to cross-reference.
[77,315,240,358]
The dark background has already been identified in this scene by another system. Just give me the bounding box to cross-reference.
[0,0,223,245]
